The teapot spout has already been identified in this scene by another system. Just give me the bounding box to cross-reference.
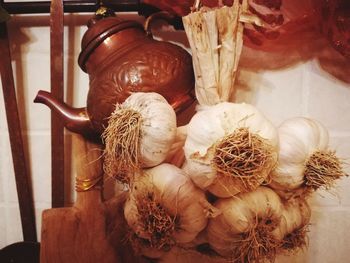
[34,90,96,137]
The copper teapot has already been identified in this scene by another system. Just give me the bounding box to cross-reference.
[34,9,195,137]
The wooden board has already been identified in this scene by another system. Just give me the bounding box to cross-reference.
[40,135,147,263]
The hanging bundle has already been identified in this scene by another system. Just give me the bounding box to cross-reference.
[182,0,262,105]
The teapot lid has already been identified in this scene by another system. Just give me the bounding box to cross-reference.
[78,7,144,72]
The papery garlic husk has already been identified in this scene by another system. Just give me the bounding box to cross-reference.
[102,92,177,183]
[124,163,219,258]
[164,125,187,168]
[206,187,283,262]
[184,102,279,198]
[270,117,347,197]
[272,198,311,253]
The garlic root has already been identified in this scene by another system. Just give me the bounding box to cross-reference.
[304,150,347,190]
[212,127,276,193]
[103,107,142,183]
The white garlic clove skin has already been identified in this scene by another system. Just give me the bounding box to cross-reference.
[123,194,147,239]
[277,117,329,156]
[184,102,279,197]
[270,117,330,190]
[270,164,306,190]
[123,92,177,167]
[271,198,311,242]
[147,164,209,242]
[164,125,188,168]
[206,177,241,198]
[182,160,216,189]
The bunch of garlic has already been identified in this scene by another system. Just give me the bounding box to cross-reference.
[183,102,279,198]
[182,0,262,105]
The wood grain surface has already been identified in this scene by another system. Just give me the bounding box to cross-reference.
[40,134,147,263]
[0,21,37,243]
[50,0,65,208]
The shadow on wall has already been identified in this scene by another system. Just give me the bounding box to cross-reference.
[154,14,350,107]
[236,27,350,104]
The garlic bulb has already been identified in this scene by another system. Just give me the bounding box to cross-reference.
[124,163,218,258]
[184,102,278,198]
[270,117,346,196]
[102,92,177,183]
[272,198,311,251]
[207,187,283,262]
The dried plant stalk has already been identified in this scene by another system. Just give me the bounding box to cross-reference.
[183,0,260,105]
[183,10,220,105]
[216,2,241,101]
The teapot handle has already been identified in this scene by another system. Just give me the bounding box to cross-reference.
[144,11,176,37]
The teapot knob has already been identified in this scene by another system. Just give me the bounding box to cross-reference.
[87,6,116,28]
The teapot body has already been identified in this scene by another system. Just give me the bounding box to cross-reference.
[79,14,195,133]
[34,11,195,138]
[86,36,194,133]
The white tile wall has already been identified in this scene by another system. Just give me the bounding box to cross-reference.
[307,209,350,263]
[1,12,350,263]
[305,60,350,133]
[0,207,7,248]
[0,135,6,203]
[4,206,22,244]
[243,63,305,125]
[0,83,7,131]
